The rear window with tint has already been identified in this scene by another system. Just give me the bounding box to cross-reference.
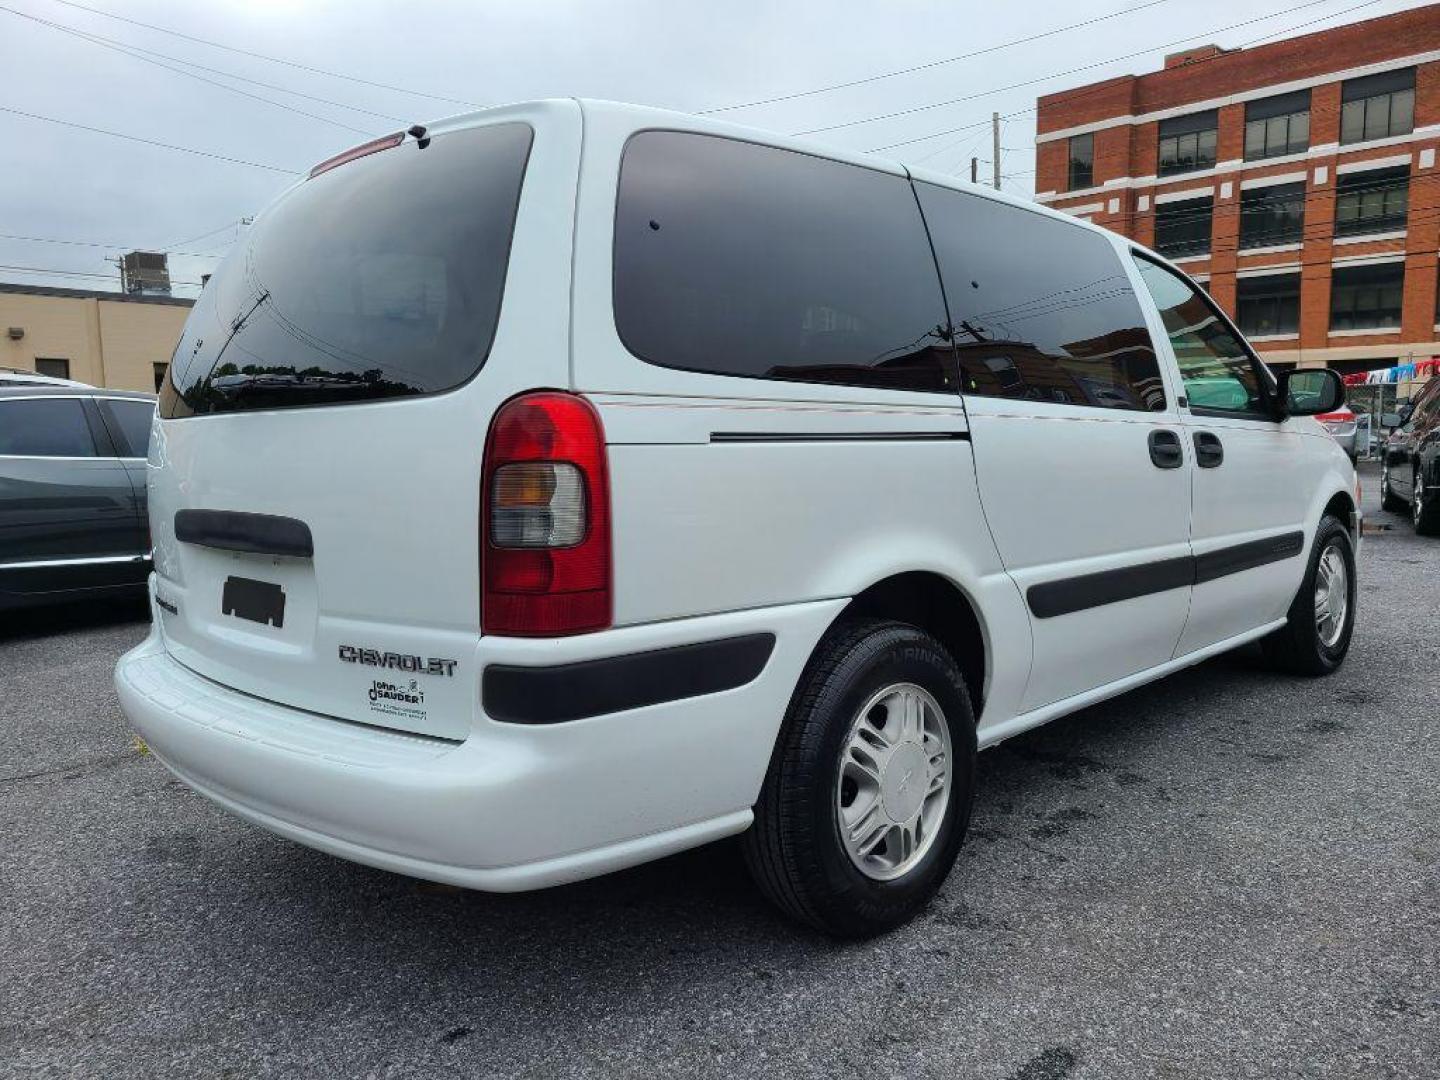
[613,131,955,393]
[915,183,1165,411]
[0,398,97,456]
[162,122,533,417]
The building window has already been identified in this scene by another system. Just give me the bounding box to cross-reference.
[1340,68,1415,145]
[1335,166,1409,237]
[1330,262,1404,331]
[1067,133,1094,190]
[153,362,169,392]
[1154,195,1212,257]
[1236,274,1300,337]
[34,357,69,380]
[1244,90,1310,160]
[1157,110,1218,177]
[1239,182,1306,248]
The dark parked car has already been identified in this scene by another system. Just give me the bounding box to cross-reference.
[1381,377,1440,535]
[0,386,155,610]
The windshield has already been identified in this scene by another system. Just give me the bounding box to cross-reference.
[161,122,533,417]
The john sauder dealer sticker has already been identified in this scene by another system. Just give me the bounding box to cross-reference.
[367,678,428,722]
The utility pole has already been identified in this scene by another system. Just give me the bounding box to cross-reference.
[991,112,1001,190]
[970,157,978,184]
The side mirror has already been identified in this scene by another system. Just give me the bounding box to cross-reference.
[1278,368,1344,417]
[1381,412,1402,429]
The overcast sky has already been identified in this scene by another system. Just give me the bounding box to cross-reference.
[0,0,1428,297]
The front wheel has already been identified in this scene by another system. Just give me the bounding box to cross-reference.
[742,619,976,938]
[1414,468,1440,536]
[1261,515,1356,676]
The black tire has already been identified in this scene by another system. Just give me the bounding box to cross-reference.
[742,619,976,938]
[1414,467,1440,536]
[1260,515,1356,676]
[1381,463,1407,514]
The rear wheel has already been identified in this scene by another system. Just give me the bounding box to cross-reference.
[1414,468,1440,536]
[1381,462,1406,513]
[743,619,976,938]
[1261,515,1356,676]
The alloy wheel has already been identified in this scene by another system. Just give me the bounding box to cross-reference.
[836,682,952,881]
[1313,541,1349,649]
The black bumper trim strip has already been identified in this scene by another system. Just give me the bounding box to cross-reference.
[174,509,314,559]
[483,633,776,725]
[1027,530,1307,619]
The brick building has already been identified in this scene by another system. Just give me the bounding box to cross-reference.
[1034,5,1440,381]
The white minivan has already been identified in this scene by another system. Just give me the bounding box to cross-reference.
[116,100,1359,937]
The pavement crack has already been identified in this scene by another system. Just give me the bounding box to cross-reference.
[0,750,139,787]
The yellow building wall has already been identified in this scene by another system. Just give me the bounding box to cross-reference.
[97,300,191,391]
[0,290,191,391]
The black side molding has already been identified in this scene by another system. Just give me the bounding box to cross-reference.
[174,510,314,559]
[483,633,776,725]
[1193,531,1305,583]
[711,431,969,443]
[1027,530,1308,619]
[1027,555,1194,620]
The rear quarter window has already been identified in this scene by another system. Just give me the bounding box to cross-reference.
[99,399,156,457]
[613,131,955,394]
[915,183,1165,411]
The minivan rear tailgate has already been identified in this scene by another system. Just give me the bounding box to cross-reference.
[151,399,486,740]
[145,102,582,740]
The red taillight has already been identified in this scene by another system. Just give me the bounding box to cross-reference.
[481,391,611,636]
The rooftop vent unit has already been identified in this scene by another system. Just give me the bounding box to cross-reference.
[1164,44,1228,69]
[120,250,171,296]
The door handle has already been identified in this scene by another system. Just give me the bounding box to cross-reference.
[1146,426,1180,469]
[1194,431,1224,468]
[1148,429,1184,470]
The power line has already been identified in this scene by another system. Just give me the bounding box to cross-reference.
[1180,241,1439,274]
[0,4,377,137]
[1107,168,1440,231]
[864,0,1385,153]
[910,127,988,169]
[0,231,232,258]
[802,0,1344,139]
[162,220,246,252]
[699,0,1177,115]
[0,262,206,286]
[0,104,302,174]
[9,5,410,124]
[43,0,483,110]
[1099,195,1440,264]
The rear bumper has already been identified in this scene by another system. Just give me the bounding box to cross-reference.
[115,590,843,891]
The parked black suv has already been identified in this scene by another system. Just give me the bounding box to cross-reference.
[0,385,155,609]
[1381,376,1440,535]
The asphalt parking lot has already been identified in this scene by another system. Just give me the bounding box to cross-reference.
[3,463,1437,1080]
